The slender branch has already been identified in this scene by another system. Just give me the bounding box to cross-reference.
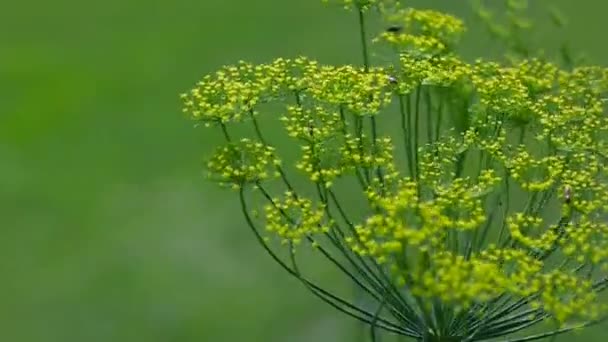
[339,106,369,189]
[399,94,415,178]
[502,316,608,342]
[327,189,424,330]
[248,110,296,193]
[414,85,422,182]
[220,122,232,142]
[435,90,444,144]
[371,295,388,342]
[475,315,547,341]
[425,87,433,145]
[256,181,421,333]
[497,172,511,244]
[238,187,418,337]
[255,184,380,301]
[357,8,370,72]
[290,97,406,324]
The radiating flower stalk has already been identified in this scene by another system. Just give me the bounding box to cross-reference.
[182,0,608,341]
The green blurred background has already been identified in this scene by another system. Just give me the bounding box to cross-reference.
[1,1,606,341]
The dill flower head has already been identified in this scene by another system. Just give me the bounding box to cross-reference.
[206,138,281,189]
[183,1,608,340]
[307,64,393,115]
[378,7,465,55]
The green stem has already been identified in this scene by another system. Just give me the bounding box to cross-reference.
[399,94,415,178]
[312,183,419,330]
[339,107,369,189]
[289,96,413,332]
[248,111,295,193]
[518,125,526,145]
[357,8,384,189]
[256,185,383,306]
[371,296,388,342]
[435,91,444,142]
[507,319,607,342]
[414,85,422,181]
[496,171,511,245]
[354,114,371,184]
[472,193,501,255]
[357,8,370,72]
[425,87,433,145]
[326,190,424,330]
[295,96,420,332]
[220,122,232,142]
[238,188,413,335]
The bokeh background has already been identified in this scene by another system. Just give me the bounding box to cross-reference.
[1,0,606,341]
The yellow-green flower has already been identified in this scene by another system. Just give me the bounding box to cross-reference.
[185,1,608,339]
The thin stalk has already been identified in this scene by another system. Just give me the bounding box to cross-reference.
[454,149,467,179]
[425,87,433,144]
[355,114,371,184]
[357,8,384,189]
[357,8,370,72]
[320,185,421,329]
[414,85,422,181]
[220,122,232,142]
[327,189,424,329]
[479,308,543,333]
[475,312,547,340]
[339,106,369,189]
[256,184,380,301]
[300,105,394,336]
[257,182,421,332]
[476,194,502,250]
[435,91,444,142]
[466,294,539,336]
[399,94,415,178]
[503,318,607,342]
[497,173,511,244]
[250,111,267,145]
[248,111,296,192]
[593,276,608,291]
[238,188,416,336]
[517,126,526,145]
[371,296,389,342]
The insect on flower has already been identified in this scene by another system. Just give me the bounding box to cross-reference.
[564,185,572,204]
[386,25,403,33]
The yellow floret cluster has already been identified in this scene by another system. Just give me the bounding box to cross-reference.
[307,65,393,115]
[281,105,344,142]
[379,8,465,54]
[507,213,559,252]
[263,191,332,246]
[206,138,281,189]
